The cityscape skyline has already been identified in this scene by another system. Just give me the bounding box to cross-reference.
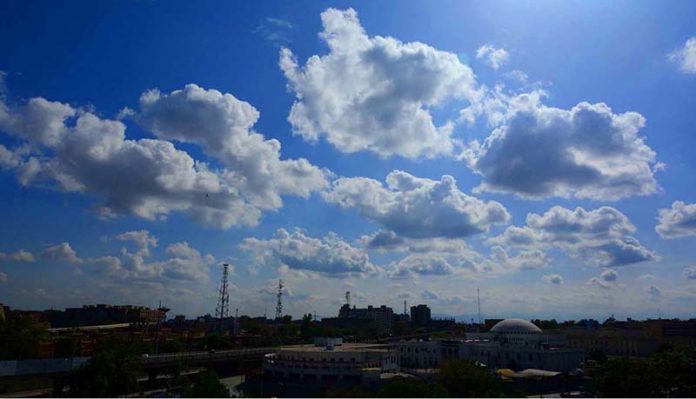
[1,0,696,322]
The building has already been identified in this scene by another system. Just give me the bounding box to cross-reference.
[336,304,394,334]
[410,304,431,327]
[399,319,585,373]
[263,337,400,387]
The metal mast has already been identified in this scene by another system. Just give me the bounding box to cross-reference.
[345,291,350,307]
[477,287,482,325]
[403,300,407,315]
[275,279,283,320]
[215,264,230,320]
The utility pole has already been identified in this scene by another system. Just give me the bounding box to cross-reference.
[477,287,482,328]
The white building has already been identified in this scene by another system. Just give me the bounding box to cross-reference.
[263,338,399,385]
[399,319,585,373]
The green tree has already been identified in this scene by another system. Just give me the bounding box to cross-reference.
[184,370,229,398]
[68,340,141,397]
[378,377,448,398]
[438,360,502,397]
[0,316,48,360]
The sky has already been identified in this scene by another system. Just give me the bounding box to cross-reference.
[0,0,695,321]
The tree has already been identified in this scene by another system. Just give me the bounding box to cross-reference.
[592,346,696,397]
[68,339,141,397]
[438,360,502,397]
[184,370,229,398]
[0,316,48,360]
[377,377,448,398]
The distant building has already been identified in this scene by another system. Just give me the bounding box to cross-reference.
[400,319,585,372]
[337,304,394,334]
[263,337,399,388]
[410,304,431,327]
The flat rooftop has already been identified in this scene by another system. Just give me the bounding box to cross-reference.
[278,343,392,352]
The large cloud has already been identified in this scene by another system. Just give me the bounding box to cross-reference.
[41,243,83,264]
[655,201,696,239]
[137,84,328,209]
[462,93,660,200]
[669,37,696,74]
[491,206,657,267]
[280,8,479,159]
[240,228,380,277]
[324,170,509,239]
[0,86,327,228]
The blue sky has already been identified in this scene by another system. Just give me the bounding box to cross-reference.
[0,0,695,321]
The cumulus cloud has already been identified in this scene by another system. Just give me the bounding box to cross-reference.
[476,44,509,70]
[0,85,327,229]
[117,230,158,254]
[491,206,657,267]
[542,274,564,285]
[656,201,696,239]
[41,243,83,264]
[280,8,479,159]
[588,277,610,289]
[388,254,457,279]
[462,92,660,200]
[0,249,35,262]
[137,84,328,210]
[669,37,696,74]
[683,266,696,280]
[324,170,509,239]
[240,228,380,277]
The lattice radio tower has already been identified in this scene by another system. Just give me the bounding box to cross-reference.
[345,291,350,307]
[215,263,230,320]
[275,279,283,320]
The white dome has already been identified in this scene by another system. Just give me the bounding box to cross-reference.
[490,319,542,334]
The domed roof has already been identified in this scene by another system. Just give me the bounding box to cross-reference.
[490,319,542,334]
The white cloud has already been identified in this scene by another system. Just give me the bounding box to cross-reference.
[240,228,380,277]
[476,44,509,70]
[491,206,657,267]
[600,269,618,282]
[0,249,35,262]
[117,230,158,254]
[683,266,696,280]
[656,201,696,239]
[280,8,479,159]
[0,272,7,282]
[324,170,509,239]
[0,84,328,229]
[462,93,660,200]
[669,37,696,74]
[137,84,328,210]
[542,274,564,285]
[388,254,457,279]
[649,285,663,297]
[40,243,83,264]
[588,277,610,289]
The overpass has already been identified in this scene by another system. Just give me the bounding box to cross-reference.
[0,347,278,377]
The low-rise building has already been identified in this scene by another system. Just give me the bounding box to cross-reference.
[263,338,399,386]
[399,319,585,373]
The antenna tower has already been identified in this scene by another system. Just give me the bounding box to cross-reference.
[403,300,407,315]
[477,287,482,325]
[345,291,351,306]
[215,264,230,319]
[275,279,283,320]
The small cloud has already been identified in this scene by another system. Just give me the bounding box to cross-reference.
[0,272,7,282]
[649,285,662,298]
[252,16,294,46]
[476,44,509,70]
[600,269,618,282]
[683,266,696,280]
[542,274,564,284]
[668,37,696,74]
